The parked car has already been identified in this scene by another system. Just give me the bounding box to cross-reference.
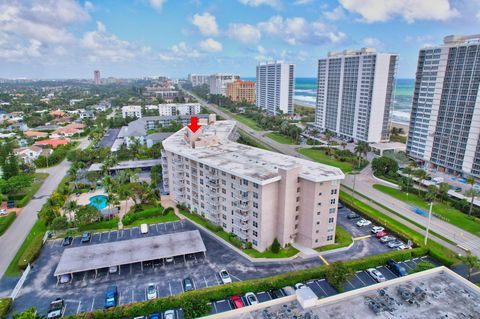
[380,235,396,243]
[356,219,372,227]
[164,310,176,319]
[294,283,306,290]
[338,202,344,209]
[62,236,73,246]
[375,231,389,238]
[347,212,360,219]
[281,286,295,296]
[165,257,174,263]
[366,268,386,282]
[148,313,160,319]
[146,283,157,300]
[219,269,232,284]
[229,295,244,309]
[81,232,91,243]
[387,240,404,248]
[386,259,407,276]
[371,226,385,234]
[109,266,118,274]
[269,288,285,299]
[396,244,412,250]
[59,274,71,284]
[47,298,65,319]
[140,223,148,235]
[104,286,118,309]
[244,292,258,305]
[183,277,194,291]
[0,209,8,216]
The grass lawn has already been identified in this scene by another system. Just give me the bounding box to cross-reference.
[233,114,262,131]
[373,184,480,237]
[340,190,458,266]
[316,225,353,252]
[238,130,272,151]
[182,210,299,258]
[0,213,16,236]
[266,132,297,145]
[298,148,353,173]
[126,212,179,227]
[5,220,46,276]
[34,172,49,180]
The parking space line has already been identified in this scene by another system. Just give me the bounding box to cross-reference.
[212,301,218,313]
[169,282,173,296]
[345,278,355,289]
[318,255,329,266]
[204,276,209,287]
[156,224,159,232]
[108,232,111,241]
[118,291,122,305]
[132,290,135,303]
[76,301,81,314]
[173,222,176,230]
[355,274,366,286]
[314,281,327,296]
[353,235,372,240]
[383,266,398,277]
[214,275,221,285]
[90,298,95,311]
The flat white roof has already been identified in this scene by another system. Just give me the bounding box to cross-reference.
[370,142,406,151]
[54,230,205,276]
[162,120,344,184]
[87,159,163,172]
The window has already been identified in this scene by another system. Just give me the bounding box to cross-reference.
[331,189,337,195]
[328,217,334,223]
[317,211,320,215]
[253,240,258,246]
[222,188,226,194]
[252,221,258,228]
[297,187,300,192]
[222,206,226,211]
[242,179,248,186]
[253,231,258,237]
[253,183,259,189]
[318,192,322,196]
[200,195,204,200]
[222,214,226,220]
[253,202,258,208]
[327,235,333,241]
[295,215,299,220]
[231,176,236,180]
[200,171,203,176]
[330,198,336,205]
[316,230,319,233]
[222,171,226,176]
[329,208,336,214]
[253,192,258,199]
[223,223,227,228]
[199,163,203,168]
[296,197,300,202]
[316,221,320,225]
[200,179,204,185]
[253,212,258,218]
[315,239,319,243]
[222,179,226,185]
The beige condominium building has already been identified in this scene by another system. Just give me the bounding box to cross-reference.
[161,115,345,252]
[226,80,256,104]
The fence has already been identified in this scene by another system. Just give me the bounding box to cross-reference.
[10,264,31,300]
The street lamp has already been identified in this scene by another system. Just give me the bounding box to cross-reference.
[424,200,433,245]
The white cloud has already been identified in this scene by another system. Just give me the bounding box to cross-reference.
[81,22,138,62]
[192,12,219,36]
[228,23,261,44]
[199,38,223,52]
[294,0,314,4]
[238,0,281,9]
[149,0,167,10]
[339,0,458,23]
[323,6,345,21]
[258,16,346,45]
[362,37,383,48]
[0,38,42,60]
[159,42,200,61]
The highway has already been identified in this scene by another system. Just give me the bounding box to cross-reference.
[0,137,91,278]
[184,88,480,258]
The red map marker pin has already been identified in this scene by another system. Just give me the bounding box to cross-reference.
[187,116,201,133]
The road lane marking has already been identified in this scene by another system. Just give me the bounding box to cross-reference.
[318,255,329,265]
[353,235,372,240]
[169,282,173,296]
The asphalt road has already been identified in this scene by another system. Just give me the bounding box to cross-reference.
[183,88,480,258]
[0,137,91,279]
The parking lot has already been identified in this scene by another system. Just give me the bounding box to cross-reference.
[209,256,437,315]
[98,128,120,148]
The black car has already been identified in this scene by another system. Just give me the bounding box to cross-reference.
[347,212,360,219]
[81,232,91,243]
[183,277,194,291]
[62,236,73,246]
[268,289,285,299]
[338,201,344,209]
[386,259,407,277]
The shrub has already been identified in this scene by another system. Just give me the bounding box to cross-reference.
[205,223,222,233]
[325,261,353,292]
[372,156,399,178]
[122,207,164,225]
[408,260,435,274]
[270,238,281,253]
[163,207,174,216]
[0,213,16,236]
[78,218,118,231]
[17,233,44,270]
[50,216,69,230]
[0,298,12,319]
[228,235,243,248]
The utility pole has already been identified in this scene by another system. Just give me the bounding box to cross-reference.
[424,200,433,245]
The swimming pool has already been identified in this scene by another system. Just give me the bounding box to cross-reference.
[89,195,108,210]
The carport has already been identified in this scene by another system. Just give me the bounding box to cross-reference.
[53,230,206,280]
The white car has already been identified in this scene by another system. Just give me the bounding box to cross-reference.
[219,269,232,284]
[244,292,258,305]
[165,257,174,263]
[371,226,385,234]
[164,310,176,319]
[294,283,306,290]
[140,223,148,235]
[108,266,118,274]
[366,268,386,282]
[0,209,8,216]
[59,274,72,284]
[387,240,404,248]
[396,244,412,250]
[146,283,157,300]
[380,235,396,243]
[356,219,372,227]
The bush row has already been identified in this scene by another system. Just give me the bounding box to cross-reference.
[78,218,119,231]
[122,207,165,225]
[17,233,44,270]
[0,298,12,319]
[67,248,424,319]
[0,213,16,236]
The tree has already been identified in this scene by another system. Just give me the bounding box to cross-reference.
[398,176,413,195]
[408,260,435,274]
[64,201,78,220]
[50,216,69,230]
[324,130,333,150]
[325,261,353,291]
[437,182,450,202]
[458,252,480,280]
[466,176,478,216]
[13,308,39,319]
[354,142,369,169]
[3,153,19,179]
[270,238,281,253]
[413,169,429,188]
[371,156,399,178]
[310,128,319,146]
[75,205,100,226]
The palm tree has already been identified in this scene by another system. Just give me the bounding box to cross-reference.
[466,176,478,216]
[354,142,369,170]
[458,252,480,280]
[64,201,78,221]
[310,128,319,146]
[414,169,429,189]
[437,182,450,203]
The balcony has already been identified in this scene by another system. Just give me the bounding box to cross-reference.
[234,200,249,210]
[232,226,248,240]
[232,183,249,192]
[207,178,219,187]
[172,179,184,186]
[232,190,248,201]
[234,212,248,223]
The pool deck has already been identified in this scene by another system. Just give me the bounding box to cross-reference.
[69,189,107,206]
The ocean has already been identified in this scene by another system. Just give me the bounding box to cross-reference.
[293,77,414,125]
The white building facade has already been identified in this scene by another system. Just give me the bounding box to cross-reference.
[121,105,142,119]
[188,74,209,87]
[158,103,201,116]
[256,61,295,115]
[314,48,398,143]
[208,74,240,95]
[161,117,344,252]
[406,35,480,178]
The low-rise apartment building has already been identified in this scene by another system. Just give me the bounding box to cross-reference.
[121,105,142,119]
[161,116,344,252]
[158,103,201,116]
[226,80,256,104]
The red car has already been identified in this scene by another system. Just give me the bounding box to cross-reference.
[229,295,244,309]
[376,231,389,238]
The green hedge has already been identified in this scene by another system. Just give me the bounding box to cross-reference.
[340,191,457,267]
[0,298,12,319]
[17,233,44,270]
[78,218,119,231]
[122,207,164,225]
[68,248,424,319]
[0,213,16,236]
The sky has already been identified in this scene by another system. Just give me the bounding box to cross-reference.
[0,0,479,79]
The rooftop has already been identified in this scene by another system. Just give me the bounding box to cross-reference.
[54,230,206,276]
[219,267,480,319]
[162,120,344,184]
[87,158,163,172]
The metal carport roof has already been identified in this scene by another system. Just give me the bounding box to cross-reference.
[54,230,206,277]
